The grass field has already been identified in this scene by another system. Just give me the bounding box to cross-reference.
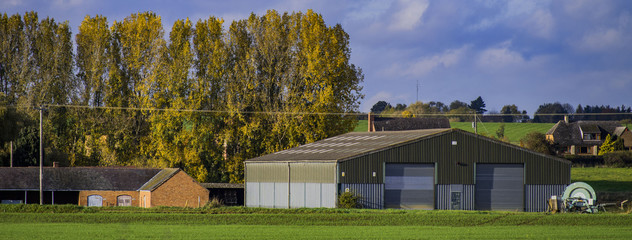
[1,207,632,239]
[572,167,632,192]
[354,120,554,144]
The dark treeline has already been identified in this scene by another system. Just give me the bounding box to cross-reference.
[0,11,364,183]
[574,104,632,121]
[371,99,630,123]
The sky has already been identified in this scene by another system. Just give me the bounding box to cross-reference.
[2,0,632,115]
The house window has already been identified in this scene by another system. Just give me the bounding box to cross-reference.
[583,134,593,140]
[117,195,132,206]
[87,195,103,207]
[580,147,589,154]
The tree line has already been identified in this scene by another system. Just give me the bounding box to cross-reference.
[371,98,630,123]
[370,96,529,123]
[0,10,364,183]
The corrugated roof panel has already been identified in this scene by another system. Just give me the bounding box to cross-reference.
[248,129,451,162]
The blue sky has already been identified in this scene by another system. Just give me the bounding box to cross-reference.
[3,0,631,115]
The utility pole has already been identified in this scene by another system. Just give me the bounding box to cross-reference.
[9,141,13,167]
[473,113,477,134]
[36,105,45,205]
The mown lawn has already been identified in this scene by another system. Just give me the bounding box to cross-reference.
[355,120,554,144]
[2,206,632,239]
[572,167,632,192]
[3,223,632,239]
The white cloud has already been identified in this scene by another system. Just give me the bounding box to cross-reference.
[346,0,392,21]
[53,0,85,7]
[363,91,410,112]
[0,0,22,8]
[405,46,469,77]
[469,0,555,39]
[389,0,429,31]
[476,42,526,69]
[578,28,623,51]
[524,9,555,39]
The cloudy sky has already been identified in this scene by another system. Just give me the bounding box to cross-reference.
[3,0,631,114]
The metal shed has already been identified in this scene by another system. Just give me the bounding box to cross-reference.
[245,128,571,211]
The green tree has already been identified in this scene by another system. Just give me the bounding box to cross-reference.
[469,96,486,114]
[449,100,468,111]
[111,12,165,166]
[533,102,572,123]
[520,132,555,155]
[495,123,505,139]
[193,16,229,182]
[500,104,521,123]
[371,101,391,113]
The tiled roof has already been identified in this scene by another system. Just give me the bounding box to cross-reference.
[0,167,163,191]
[613,127,628,137]
[547,120,624,146]
[138,168,180,191]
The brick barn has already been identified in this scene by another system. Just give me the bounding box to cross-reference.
[0,167,209,207]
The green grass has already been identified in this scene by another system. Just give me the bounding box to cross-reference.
[3,223,632,239]
[354,120,554,144]
[450,122,555,144]
[572,167,632,192]
[354,119,368,132]
[1,209,632,239]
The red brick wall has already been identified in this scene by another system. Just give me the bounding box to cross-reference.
[78,191,139,207]
[150,171,209,208]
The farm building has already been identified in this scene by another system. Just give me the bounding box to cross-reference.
[245,128,571,212]
[200,183,244,206]
[0,167,209,207]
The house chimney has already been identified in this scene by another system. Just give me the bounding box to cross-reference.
[368,113,375,132]
[52,162,59,168]
[564,115,569,124]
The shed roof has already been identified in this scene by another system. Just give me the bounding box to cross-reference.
[0,167,171,191]
[200,183,244,189]
[247,128,451,162]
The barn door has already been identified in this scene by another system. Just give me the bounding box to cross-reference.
[475,164,524,211]
[384,163,434,209]
[87,195,103,207]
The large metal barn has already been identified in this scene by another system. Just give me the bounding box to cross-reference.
[244,128,571,212]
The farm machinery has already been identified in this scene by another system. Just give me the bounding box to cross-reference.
[548,182,615,213]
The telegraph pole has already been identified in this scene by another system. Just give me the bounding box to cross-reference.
[36,105,45,205]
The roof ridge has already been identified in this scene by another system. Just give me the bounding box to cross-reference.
[138,168,180,191]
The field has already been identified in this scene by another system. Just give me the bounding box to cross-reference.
[355,120,554,144]
[572,167,632,192]
[2,206,632,239]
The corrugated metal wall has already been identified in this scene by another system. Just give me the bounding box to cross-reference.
[338,130,570,185]
[246,163,289,183]
[525,184,566,212]
[436,184,475,210]
[339,183,384,209]
[290,163,336,183]
[245,162,337,208]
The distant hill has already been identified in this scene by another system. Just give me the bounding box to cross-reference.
[354,120,555,145]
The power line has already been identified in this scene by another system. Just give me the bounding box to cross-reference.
[2,104,632,117]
